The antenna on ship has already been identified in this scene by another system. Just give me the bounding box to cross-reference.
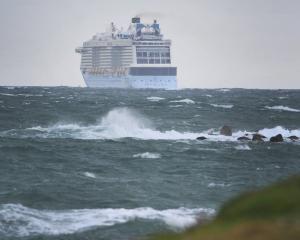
[152,19,160,35]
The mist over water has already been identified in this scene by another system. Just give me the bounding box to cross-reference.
[0,87,300,240]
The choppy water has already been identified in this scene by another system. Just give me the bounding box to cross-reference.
[0,87,300,240]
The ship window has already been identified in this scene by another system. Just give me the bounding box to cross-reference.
[166,53,170,57]
[137,52,142,57]
[142,52,147,57]
[161,59,166,64]
[155,59,160,64]
[149,59,155,64]
[166,59,171,64]
[154,52,159,57]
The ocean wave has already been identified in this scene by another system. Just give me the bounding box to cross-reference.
[169,105,183,108]
[83,172,97,178]
[217,89,231,92]
[133,152,161,159]
[0,204,214,237]
[147,96,165,102]
[0,93,43,97]
[258,126,300,138]
[170,99,195,104]
[208,183,231,188]
[278,96,288,99]
[265,105,300,112]
[210,104,233,109]
[234,145,251,150]
[0,109,299,142]
[0,93,16,96]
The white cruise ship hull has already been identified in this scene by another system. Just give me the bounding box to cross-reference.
[82,72,177,89]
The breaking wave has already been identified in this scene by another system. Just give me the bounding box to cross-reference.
[0,204,214,237]
[83,172,97,178]
[1,108,299,141]
[147,96,165,102]
[265,105,300,112]
[210,104,233,109]
[234,145,251,150]
[133,152,161,159]
[258,126,300,138]
[208,183,231,188]
[170,99,195,104]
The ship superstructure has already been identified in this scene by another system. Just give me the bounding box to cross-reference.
[75,17,177,89]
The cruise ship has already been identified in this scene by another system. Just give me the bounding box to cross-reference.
[75,17,177,89]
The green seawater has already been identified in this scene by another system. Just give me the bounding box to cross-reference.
[0,87,299,240]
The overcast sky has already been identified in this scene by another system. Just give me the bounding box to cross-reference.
[0,0,299,88]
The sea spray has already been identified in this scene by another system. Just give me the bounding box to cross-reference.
[0,204,214,237]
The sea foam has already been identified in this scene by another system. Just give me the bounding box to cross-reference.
[265,105,300,112]
[234,145,252,150]
[258,126,300,138]
[1,108,299,142]
[147,96,165,102]
[0,204,214,237]
[83,172,97,178]
[210,104,233,109]
[133,152,161,159]
[170,99,195,104]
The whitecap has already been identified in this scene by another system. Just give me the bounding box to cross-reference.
[265,105,300,112]
[210,104,233,109]
[278,96,288,99]
[169,105,183,108]
[133,152,161,159]
[3,86,16,90]
[83,172,96,178]
[2,108,299,142]
[234,145,251,150]
[0,93,16,96]
[217,89,230,92]
[147,96,165,102]
[17,94,44,97]
[0,204,215,237]
[258,126,300,138]
[208,183,230,188]
[170,99,195,104]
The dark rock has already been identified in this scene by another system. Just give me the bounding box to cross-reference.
[270,134,284,142]
[252,133,266,141]
[237,136,251,141]
[288,135,299,141]
[220,125,232,136]
[196,136,207,140]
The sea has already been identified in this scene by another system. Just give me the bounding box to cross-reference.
[0,87,299,240]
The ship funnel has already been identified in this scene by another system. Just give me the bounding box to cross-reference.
[132,17,140,23]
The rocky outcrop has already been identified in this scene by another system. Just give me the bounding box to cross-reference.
[270,134,284,142]
[288,135,299,141]
[196,136,207,140]
[252,133,266,141]
[237,136,251,141]
[220,126,232,136]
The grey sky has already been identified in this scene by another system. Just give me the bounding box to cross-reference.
[0,0,299,88]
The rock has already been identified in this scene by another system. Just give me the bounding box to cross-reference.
[288,135,299,141]
[270,134,284,142]
[220,125,232,136]
[196,136,207,140]
[237,136,251,141]
[252,133,266,141]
